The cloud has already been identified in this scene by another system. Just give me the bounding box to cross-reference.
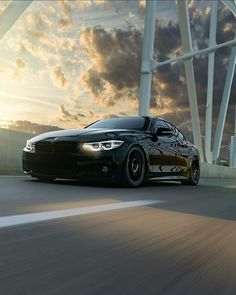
[137,0,146,15]
[7,120,63,134]
[58,104,102,127]
[79,26,142,105]
[58,104,130,127]
[58,17,74,32]
[0,91,59,109]
[82,69,104,97]
[23,9,52,43]
[15,58,26,70]
[50,68,68,88]
[8,37,53,63]
[59,104,85,121]
[57,0,104,15]
[58,0,73,14]
[0,58,27,82]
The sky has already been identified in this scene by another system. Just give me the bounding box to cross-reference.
[0,0,235,158]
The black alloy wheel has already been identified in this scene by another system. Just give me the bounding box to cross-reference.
[182,158,200,185]
[123,146,145,187]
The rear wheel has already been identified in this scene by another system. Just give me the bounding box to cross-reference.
[181,158,200,185]
[123,146,145,187]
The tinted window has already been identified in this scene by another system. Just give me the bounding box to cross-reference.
[177,130,184,142]
[165,122,174,132]
[86,117,150,131]
[155,120,169,129]
[167,121,187,142]
[155,119,187,140]
[171,125,179,137]
[155,120,172,132]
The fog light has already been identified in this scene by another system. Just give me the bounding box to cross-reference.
[101,166,109,173]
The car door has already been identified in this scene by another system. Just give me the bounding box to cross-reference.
[174,127,189,173]
[149,119,178,175]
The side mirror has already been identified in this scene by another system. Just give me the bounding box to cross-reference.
[156,127,173,136]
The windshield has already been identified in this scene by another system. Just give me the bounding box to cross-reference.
[86,117,150,131]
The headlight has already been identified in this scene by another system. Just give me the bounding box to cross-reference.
[83,140,124,151]
[26,140,35,151]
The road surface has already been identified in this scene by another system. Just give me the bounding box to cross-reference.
[0,176,236,295]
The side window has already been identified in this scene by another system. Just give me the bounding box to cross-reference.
[177,130,184,142]
[166,121,187,142]
[164,122,176,138]
[176,129,187,143]
[155,120,169,131]
[165,122,175,133]
[154,119,187,141]
[155,120,174,137]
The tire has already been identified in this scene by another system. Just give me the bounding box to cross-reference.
[181,158,200,185]
[123,146,146,187]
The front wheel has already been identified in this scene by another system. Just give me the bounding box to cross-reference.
[181,158,200,185]
[123,146,146,187]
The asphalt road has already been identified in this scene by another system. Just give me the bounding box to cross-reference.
[0,176,236,295]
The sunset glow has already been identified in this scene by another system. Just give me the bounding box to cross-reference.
[0,0,235,157]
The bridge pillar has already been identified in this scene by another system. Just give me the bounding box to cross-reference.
[0,0,33,40]
[139,0,156,116]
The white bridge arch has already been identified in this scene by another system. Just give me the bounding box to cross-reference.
[139,0,236,164]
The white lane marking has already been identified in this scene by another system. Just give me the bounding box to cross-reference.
[0,200,162,229]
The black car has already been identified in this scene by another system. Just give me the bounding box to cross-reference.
[22,116,200,187]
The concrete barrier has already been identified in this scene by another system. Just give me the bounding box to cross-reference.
[0,128,33,174]
[201,163,236,179]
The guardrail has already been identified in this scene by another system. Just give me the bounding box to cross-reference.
[0,128,33,174]
[201,163,236,179]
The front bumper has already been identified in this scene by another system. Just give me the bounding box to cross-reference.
[22,146,128,181]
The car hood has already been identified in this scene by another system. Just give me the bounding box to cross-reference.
[30,128,145,142]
